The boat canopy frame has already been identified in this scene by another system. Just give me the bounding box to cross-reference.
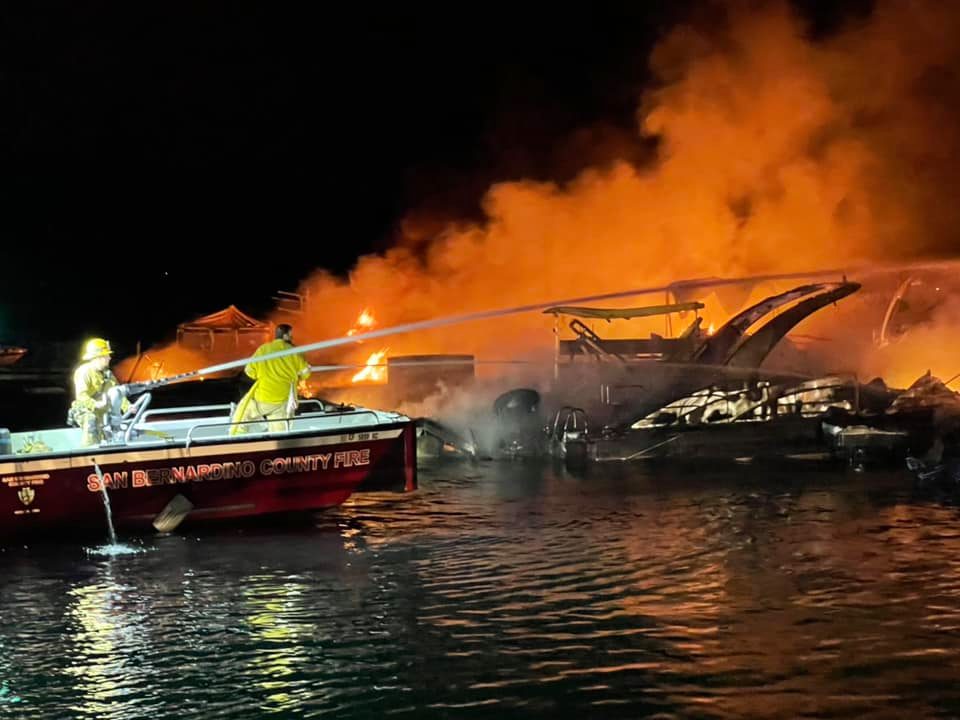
[546,302,706,376]
[542,301,705,321]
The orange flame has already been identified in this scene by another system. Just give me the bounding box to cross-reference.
[344,308,390,383]
[707,323,716,336]
[352,348,389,383]
[347,308,376,336]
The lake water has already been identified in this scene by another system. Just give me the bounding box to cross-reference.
[1,461,959,718]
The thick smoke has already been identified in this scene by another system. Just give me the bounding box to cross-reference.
[124,1,960,396]
[283,0,960,369]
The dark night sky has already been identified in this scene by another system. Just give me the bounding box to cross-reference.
[0,1,863,349]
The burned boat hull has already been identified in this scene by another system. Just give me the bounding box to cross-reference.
[548,375,876,468]
[588,415,829,464]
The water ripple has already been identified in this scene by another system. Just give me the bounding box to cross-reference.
[2,466,960,717]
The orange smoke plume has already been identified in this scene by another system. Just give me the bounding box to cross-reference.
[123,2,960,392]
[274,0,960,373]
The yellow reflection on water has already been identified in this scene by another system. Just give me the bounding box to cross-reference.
[63,567,146,719]
[242,575,313,714]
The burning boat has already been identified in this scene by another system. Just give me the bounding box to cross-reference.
[0,382,417,540]
[412,280,873,466]
[504,282,874,466]
[538,282,859,429]
[549,367,960,474]
[550,375,887,467]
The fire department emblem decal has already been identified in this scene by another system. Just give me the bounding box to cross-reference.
[17,487,35,507]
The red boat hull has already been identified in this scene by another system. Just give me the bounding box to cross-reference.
[0,421,417,538]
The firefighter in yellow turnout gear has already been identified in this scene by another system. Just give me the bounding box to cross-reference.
[230,324,311,435]
[69,338,130,446]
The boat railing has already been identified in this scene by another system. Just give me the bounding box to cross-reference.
[139,403,236,423]
[184,417,291,448]
[125,396,235,444]
[182,408,385,448]
[136,398,340,428]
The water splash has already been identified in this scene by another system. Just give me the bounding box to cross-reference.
[85,463,154,556]
[87,461,148,555]
[84,543,147,557]
[93,462,117,545]
[98,486,117,546]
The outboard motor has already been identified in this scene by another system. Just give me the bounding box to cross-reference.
[550,406,589,470]
[493,388,544,458]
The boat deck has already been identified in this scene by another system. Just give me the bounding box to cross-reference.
[2,398,409,460]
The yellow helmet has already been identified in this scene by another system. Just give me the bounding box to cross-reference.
[82,338,112,361]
